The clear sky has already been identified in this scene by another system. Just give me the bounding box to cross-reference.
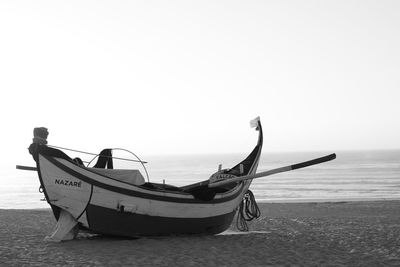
[1,0,399,165]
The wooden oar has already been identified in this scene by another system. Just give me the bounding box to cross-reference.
[208,153,336,188]
[16,165,37,171]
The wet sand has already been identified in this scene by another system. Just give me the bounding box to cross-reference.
[1,201,400,266]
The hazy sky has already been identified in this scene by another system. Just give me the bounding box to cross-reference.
[1,0,399,164]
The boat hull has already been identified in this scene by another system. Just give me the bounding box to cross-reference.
[86,204,236,236]
[36,154,248,237]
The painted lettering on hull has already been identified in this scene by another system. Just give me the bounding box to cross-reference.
[55,179,82,188]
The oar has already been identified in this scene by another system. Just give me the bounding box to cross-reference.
[16,165,37,171]
[208,153,336,188]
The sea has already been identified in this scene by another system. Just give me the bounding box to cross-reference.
[1,150,399,209]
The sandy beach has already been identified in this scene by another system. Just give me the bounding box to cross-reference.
[1,201,399,266]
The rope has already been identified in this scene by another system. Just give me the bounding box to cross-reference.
[236,189,261,231]
[48,145,148,164]
[49,145,151,183]
[86,148,150,183]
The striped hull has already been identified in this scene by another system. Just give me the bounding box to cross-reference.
[36,155,254,237]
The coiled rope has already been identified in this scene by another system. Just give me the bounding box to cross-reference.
[236,189,261,231]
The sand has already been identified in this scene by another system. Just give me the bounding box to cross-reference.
[1,201,400,266]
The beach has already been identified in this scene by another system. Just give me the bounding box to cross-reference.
[1,201,399,266]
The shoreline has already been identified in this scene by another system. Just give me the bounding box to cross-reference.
[257,197,400,203]
[2,197,400,210]
[1,200,400,266]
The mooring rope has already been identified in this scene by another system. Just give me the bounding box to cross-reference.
[236,189,261,231]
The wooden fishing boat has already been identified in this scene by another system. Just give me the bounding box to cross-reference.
[20,117,336,241]
[26,118,264,240]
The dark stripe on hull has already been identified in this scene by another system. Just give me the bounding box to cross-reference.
[86,204,236,237]
[44,156,243,204]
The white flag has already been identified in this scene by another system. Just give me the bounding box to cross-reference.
[250,116,260,128]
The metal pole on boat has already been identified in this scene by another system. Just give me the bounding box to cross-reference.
[208,153,336,188]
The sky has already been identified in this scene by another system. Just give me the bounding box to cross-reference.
[1,0,400,166]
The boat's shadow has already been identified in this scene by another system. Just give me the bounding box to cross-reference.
[74,229,271,242]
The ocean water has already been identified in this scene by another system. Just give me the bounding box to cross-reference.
[1,150,399,209]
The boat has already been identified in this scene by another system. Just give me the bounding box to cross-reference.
[26,117,264,240]
[21,117,336,241]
